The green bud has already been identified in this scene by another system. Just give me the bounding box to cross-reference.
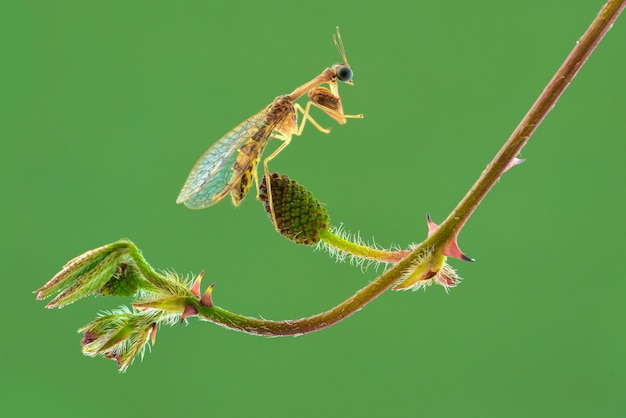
[100,263,142,297]
[79,307,161,372]
[259,173,330,245]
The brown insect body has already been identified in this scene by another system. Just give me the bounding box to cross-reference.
[231,97,297,205]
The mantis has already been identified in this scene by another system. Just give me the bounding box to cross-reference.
[176,27,363,224]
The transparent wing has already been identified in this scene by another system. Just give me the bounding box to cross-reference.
[176,110,269,209]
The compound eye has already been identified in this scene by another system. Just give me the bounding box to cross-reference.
[337,66,353,82]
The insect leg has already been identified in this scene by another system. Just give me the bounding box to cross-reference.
[310,104,364,124]
[294,102,332,135]
[261,133,292,229]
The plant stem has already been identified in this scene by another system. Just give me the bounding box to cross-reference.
[194,0,625,336]
[430,0,626,248]
[319,229,410,263]
[195,250,418,336]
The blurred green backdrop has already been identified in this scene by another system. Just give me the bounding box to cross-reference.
[2,1,624,417]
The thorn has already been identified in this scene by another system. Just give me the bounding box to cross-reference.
[460,253,475,262]
[150,323,157,345]
[181,304,198,322]
[504,157,525,173]
[190,270,204,298]
[443,238,475,262]
[426,213,474,262]
[200,283,215,307]
[426,213,439,237]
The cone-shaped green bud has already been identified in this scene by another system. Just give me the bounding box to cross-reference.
[100,263,142,297]
[79,307,162,372]
[259,173,330,245]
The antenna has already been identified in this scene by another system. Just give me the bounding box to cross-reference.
[333,26,350,66]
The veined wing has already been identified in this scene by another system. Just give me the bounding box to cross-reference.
[176,110,270,209]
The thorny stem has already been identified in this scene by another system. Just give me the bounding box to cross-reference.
[196,253,416,336]
[429,0,626,249]
[190,0,625,335]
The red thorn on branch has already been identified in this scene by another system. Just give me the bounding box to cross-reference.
[181,305,198,322]
[190,270,205,298]
[443,239,475,262]
[425,213,474,262]
[426,213,439,236]
[504,157,525,173]
[201,284,215,308]
[150,323,157,345]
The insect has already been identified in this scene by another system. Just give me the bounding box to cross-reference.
[176,27,363,224]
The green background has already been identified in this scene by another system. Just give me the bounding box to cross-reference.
[3,1,625,416]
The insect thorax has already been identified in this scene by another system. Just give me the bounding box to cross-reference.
[268,96,297,137]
